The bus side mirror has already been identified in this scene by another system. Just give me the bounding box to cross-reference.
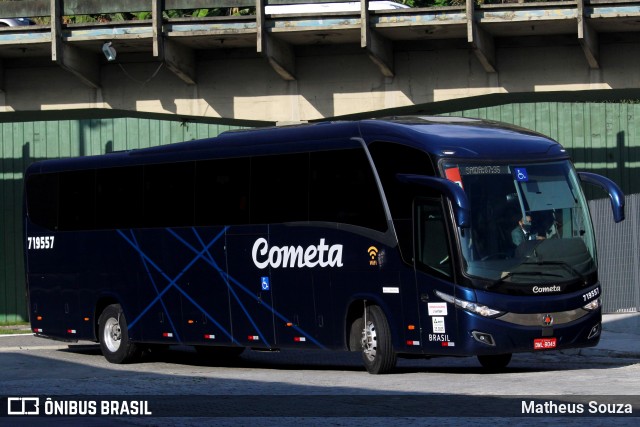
[396,174,470,228]
[578,172,625,223]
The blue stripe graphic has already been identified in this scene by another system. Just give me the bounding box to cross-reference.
[117,226,326,350]
[129,230,182,342]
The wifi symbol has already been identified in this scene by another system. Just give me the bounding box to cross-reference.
[368,246,379,259]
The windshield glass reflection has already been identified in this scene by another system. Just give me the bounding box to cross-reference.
[443,161,596,285]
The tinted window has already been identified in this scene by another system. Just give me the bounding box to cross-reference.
[58,170,96,231]
[310,148,386,231]
[251,153,309,224]
[26,173,59,230]
[415,199,452,278]
[195,157,250,225]
[369,141,435,219]
[369,141,436,261]
[96,166,143,229]
[143,162,195,227]
[26,146,388,232]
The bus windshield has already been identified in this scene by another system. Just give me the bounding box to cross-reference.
[443,161,596,285]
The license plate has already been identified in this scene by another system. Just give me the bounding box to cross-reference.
[534,338,557,350]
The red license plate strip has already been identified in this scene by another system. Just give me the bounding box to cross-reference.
[534,338,557,350]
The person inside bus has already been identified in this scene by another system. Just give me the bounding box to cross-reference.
[512,214,549,259]
[512,215,536,246]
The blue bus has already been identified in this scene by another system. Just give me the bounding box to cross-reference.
[24,117,624,374]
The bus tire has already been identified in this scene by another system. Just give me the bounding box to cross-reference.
[98,304,141,364]
[477,353,512,370]
[361,305,397,374]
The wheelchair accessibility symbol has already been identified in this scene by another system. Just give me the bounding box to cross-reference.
[514,168,528,182]
[261,276,270,291]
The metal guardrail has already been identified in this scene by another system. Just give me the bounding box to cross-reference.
[0,0,629,20]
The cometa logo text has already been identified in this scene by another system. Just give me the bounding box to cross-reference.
[532,285,561,293]
[252,238,344,269]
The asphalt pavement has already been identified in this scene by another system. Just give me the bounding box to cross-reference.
[0,313,637,426]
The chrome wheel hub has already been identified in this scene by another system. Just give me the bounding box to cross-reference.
[362,320,377,361]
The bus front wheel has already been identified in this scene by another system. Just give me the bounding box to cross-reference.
[477,353,512,370]
[361,305,397,374]
[98,304,141,364]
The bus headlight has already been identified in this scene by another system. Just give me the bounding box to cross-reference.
[435,290,504,318]
[583,298,601,311]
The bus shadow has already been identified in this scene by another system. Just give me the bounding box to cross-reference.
[61,343,639,375]
[8,348,638,420]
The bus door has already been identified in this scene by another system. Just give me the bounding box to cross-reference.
[413,198,458,353]
[225,226,276,348]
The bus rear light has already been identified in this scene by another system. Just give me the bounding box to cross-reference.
[248,335,259,341]
[294,337,306,342]
[472,331,496,346]
[33,328,43,333]
[204,334,215,339]
[406,340,420,346]
[162,332,173,338]
[435,290,504,318]
[67,329,76,334]
[36,316,43,321]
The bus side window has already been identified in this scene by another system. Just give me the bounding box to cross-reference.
[368,140,436,263]
[195,157,251,226]
[26,173,59,230]
[414,199,452,278]
[59,170,96,231]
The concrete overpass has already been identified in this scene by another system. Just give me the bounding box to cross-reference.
[1,0,640,124]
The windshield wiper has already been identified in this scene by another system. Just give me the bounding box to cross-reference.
[486,270,564,290]
[522,260,587,285]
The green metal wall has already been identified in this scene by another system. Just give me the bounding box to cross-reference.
[445,102,640,196]
[0,118,241,323]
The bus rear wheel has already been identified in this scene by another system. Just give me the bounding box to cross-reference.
[360,305,397,374]
[98,304,141,364]
[477,353,512,370]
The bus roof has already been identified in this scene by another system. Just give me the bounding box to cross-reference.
[359,116,567,161]
[26,117,568,174]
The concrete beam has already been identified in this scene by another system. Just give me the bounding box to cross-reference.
[152,0,163,58]
[152,0,196,84]
[578,0,599,69]
[361,0,394,78]
[467,0,496,74]
[163,39,197,85]
[257,0,296,81]
[54,43,101,89]
[262,36,296,81]
[51,0,100,89]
